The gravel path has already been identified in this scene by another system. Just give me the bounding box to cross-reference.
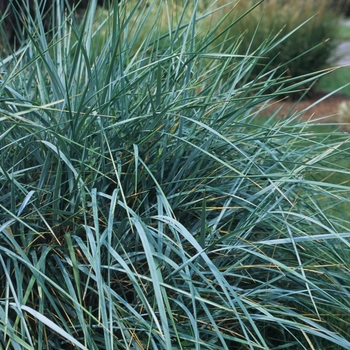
[335,20,350,66]
[335,41,350,66]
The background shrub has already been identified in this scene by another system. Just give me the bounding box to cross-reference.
[211,0,341,98]
[331,0,350,16]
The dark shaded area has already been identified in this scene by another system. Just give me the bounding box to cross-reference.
[0,0,112,45]
[332,0,350,16]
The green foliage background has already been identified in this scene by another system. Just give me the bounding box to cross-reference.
[213,0,340,97]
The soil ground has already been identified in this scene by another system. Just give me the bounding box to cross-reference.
[260,92,350,124]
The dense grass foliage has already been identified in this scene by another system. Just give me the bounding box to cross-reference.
[1,0,350,349]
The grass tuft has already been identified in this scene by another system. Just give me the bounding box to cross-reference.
[1,0,350,349]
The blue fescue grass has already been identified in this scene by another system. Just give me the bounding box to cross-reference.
[1,0,350,349]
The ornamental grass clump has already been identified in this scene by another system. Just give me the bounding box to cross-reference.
[1,0,350,349]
